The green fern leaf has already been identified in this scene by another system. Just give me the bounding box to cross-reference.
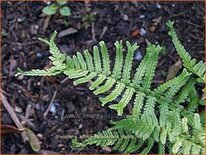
[16,22,205,154]
[93,46,102,73]
[142,44,162,90]
[167,21,205,83]
[83,49,94,71]
[112,41,123,79]
[132,92,145,117]
[109,87,135,116]
[71,128,139,153]
[16,66,64,76]
[121,41,138,84]
[99,41,111,75]
[89,74,106,90]
[99,82,125,106]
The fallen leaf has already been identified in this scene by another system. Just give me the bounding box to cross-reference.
[2,124,24,135]
[25,128,41,152]
[166,59,182,81]
[14,84,39,102]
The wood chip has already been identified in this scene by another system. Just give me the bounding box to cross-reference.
[131,29,140,37]
[9,57,17,77]
[58,28,78,38]
[43,16,51,30]
[102,146,112,152]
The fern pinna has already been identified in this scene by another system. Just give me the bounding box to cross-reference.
[16,21,205,154]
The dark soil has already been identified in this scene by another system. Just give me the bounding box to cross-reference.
[1,1,205,154]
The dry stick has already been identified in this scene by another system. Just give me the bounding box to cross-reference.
[60,77,69,84]
[1,94,28,142]
[43,90,57,119]
[100,26,108,39]
[18,114,37,130]
[92,22,96,41]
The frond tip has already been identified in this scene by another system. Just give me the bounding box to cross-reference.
[167,20,205,83]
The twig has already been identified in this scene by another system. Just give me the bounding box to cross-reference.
[10,41,39,46]
[152,80,164,84]
[1,93,28,142]
[167,53,177,62]
[170,12,185,18]
[1,89,11,97]
[43,90,57,119]
[17,114,37,130]
[92,22,96,41]
[183,20,202,28]
[100,26,108,39]
[60,77,69,84]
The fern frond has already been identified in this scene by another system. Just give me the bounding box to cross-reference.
[66,56,75,69]
[159,102,169,128]
[112,41,123,79]
[83,49,94,71]
[99,41,111,76]
[132,92,145,118]
[131,44,161,89]
[71,128,139,153]
[99,82,125,106]
[109,87,135,116]
[158,142,165,154]
[72,120,158,154]
[93,77,116,95]
[39,31,66,67]
[142,44,162,90]
[154,69,191,96]
[140,138,155,154]
[76,52,87,70]
[187,86,200,112]
[93,46,102,73]
[131,48,150,88]
[73,72,97,85]
[15,66,64,77]
[89,74,106,90]
[111,116,159,142]
[175,77,196,104]
[121,41,138,84]
[16,22,205,154]
[17,31,197,118]
[167,21,205,83]
[168,113,205,154]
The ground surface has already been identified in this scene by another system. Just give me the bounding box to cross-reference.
[1,1,205,154]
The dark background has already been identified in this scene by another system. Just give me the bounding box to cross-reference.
[1,1,205,154]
